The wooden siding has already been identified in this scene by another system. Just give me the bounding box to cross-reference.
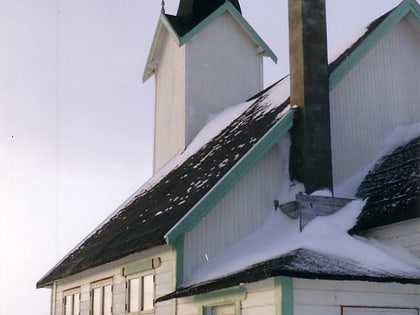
[330,18,420,192]
[183,142,288,283]
[185,12,263,146]
[176,279,276,315]
[366,218,420,258]
[294,279,420,315]
[53,245,174,315]
[154,31,186,172]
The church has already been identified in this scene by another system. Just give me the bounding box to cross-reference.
[38,0,420,314]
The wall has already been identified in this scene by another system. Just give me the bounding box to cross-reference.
[330,17,420,192]
[366,218,420,259]
[185,11,263,147]
[154,31,186,172]
[53,245,173,315]
[183,141,289,283]
[294,279,420,315]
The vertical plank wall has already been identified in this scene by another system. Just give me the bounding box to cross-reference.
[183,141,290,283]
[330,18,420,192]
[185,11,264,146]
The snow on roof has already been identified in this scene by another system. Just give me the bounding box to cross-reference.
[172,124,420,291]
[326,0,401,63]
[37,77,292,288]
[182,137,420,288]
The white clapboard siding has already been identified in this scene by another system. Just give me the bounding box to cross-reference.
[53,245,173,315]
[294,279,420,315]
[183,143,288,282]
[185,11,263,146]
[154,12,263,172]
[154,31,187,172]
[175,279,275,315]
[366,218,420,258]
[330,18,420,192]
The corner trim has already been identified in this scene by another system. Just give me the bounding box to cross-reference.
[274,277,293,315]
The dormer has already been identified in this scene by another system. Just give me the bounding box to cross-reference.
[143,0,277,172]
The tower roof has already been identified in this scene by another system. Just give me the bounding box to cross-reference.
[177,0,241,20]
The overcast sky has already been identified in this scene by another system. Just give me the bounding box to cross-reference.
[0,0,406,314]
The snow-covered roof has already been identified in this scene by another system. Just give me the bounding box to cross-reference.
[158,247,419,301]
[38,0,420,290]
[37,77,292,288]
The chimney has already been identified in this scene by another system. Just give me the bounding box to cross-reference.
[288,0,333,194]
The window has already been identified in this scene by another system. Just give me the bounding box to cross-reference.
[91,279,113,315]
[205,304,235,315]
[63,288,81,315]
[194,288,246,315]
[127,273,154,313]
[342,306,419,315]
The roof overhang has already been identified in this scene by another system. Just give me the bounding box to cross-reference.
[156,248,420,302]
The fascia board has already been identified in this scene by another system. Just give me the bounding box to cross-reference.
[142,14,182,82]
[329,0,420,90]
[178,2,278,63]
[165,108,293,244]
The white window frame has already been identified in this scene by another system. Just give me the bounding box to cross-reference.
[126,271,155,314]
[342,306,419,315]
[91,278,113,315]
[63,287,81,315]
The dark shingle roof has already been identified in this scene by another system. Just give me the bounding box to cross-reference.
[167,0,241,37]
[350,136,420,234]
[37,81,290,288]
[157,248,420,301]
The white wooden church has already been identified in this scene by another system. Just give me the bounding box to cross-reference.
[38,0,420,315]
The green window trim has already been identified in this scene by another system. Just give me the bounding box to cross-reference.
[122,257,161,277]
[274,277,293,315]
[194,287,246,315]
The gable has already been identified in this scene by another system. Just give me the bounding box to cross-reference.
[143,2,277,81]
[37,78,292,288]
[330,10,420,190]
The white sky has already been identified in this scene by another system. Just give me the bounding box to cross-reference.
[0,0,410,314]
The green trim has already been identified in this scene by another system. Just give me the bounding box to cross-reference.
[194,287,246,315]
[143,2,277,81]
[179,2,277,63]
[274,277,293,315]
[174,235,185,288]
[123,257,161,276]
[330,0,420,90]
[165,109,293,244]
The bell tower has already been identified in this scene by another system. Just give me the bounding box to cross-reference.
[143,0,277,172]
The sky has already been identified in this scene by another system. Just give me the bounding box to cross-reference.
[0,0,409,314]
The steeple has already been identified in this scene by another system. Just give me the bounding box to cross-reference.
[144,0,276,172]
[177,0,241,20]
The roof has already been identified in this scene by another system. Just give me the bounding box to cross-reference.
[329,0,420,89]
[37,78,292,288]
[350,136,420,233]
[142,2,277,81]
[157,248,420,301]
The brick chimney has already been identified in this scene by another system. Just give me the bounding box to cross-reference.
[288,0,333,194]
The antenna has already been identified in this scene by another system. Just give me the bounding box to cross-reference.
[161,0,165,13]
